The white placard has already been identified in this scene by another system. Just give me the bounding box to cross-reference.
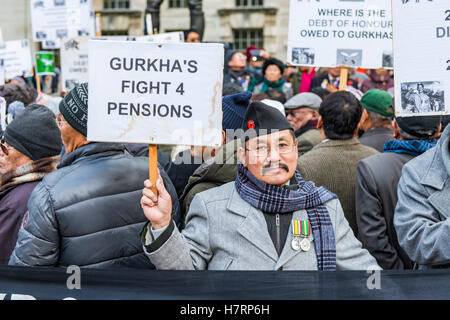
[0,59,5,86]
[393,0,449,117]
[0,97,6,131]
[31,0,95,44]
[287,0,392,69]
[61,37,89,91]
[0,40,33,79]
[87,41,224,146]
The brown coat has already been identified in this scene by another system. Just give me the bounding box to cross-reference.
[297,138,379,236]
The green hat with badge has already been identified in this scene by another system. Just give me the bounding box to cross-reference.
[360,89,394,117]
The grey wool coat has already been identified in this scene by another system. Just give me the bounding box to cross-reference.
[143,182,380,271]
[394,125,450,269]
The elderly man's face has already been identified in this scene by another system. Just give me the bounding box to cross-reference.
[239,130,298,186]
[285,107,315,132]
[56,113,81,154]
[0,140,32,175]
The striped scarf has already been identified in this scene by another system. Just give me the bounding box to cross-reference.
[235,164,338,270]
[0,155,60,192]
[383,139,437,156]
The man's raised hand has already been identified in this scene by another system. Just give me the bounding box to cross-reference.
[141,170,172,230]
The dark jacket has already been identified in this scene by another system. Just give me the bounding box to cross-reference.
[9,143,180,268]
[356,152,415,269]
[169,149,202,198]
[359,127,394,153]
[297,138,379,235]
[180,140,239,217]
[0,182,40,264]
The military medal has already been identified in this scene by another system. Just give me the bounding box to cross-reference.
[292,219,311,252]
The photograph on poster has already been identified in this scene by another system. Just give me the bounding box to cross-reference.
[291,48,315,65]
[35,31,47,40]
[336,49,362,67]
[382,51,393,68]
[400,81,445,114]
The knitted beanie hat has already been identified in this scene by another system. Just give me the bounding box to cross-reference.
[59,83,88,136]
[3,104,62,160]
[222,91,252,131]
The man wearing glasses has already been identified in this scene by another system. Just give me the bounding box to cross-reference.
[140,101,379,270]
[0,105,61,265]
[284,92,323,155]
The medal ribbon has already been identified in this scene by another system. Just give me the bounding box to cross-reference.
[292,220,311,237]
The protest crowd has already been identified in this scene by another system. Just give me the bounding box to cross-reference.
[0,3,450,276]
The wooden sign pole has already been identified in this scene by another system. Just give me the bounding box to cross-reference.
[339,67,349,91]
[35,74,41,93]
[95,13,102,36]
[148,144,158,196]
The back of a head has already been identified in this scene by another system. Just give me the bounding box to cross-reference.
[395,115,442,140]
[3,104,62,161]
[319,91,362,140]
[0,82,35,107]
[222,82,244,96]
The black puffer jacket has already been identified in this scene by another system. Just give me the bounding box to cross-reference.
[9,143,180,268]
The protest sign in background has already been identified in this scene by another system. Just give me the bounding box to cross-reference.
[0,59,5,86]
[287,0,392,69]
[0,40,33,80]
[392,0,449,117]
[61,37,89,91]
[30,0,94,45]
[87,41,224,147]
[35,51,55,76]
[0,97,6,131]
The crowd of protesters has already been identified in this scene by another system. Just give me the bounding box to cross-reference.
[0,32,449,271]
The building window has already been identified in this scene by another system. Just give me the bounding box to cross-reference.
[168,0,188,8]
[233,29,264,50]
[103,0,130,9]
[235,0,264,7]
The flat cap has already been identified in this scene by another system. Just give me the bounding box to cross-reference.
[284,92,322,110]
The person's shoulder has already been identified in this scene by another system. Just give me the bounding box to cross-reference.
[356,143,379,156]
[194,181,235,204]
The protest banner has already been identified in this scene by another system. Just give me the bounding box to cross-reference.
[0,40,33,80]
[60,37,89,92]
[30,0,95,45]
[88,41,224,189]
[287,0,392,70]
[392,0,449,117]
[35,51,55,76]
[0,59,5,86]
[0,97,6,131]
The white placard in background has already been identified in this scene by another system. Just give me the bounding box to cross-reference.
[0,59,5,86]
[0,97,6,131]
[31,0,94,44]
[0,40,33,79]
[392,0,449,117]
[135,32,184,43]
[287,0,392,69]
[61,37,89,91]
[88,41,224,146]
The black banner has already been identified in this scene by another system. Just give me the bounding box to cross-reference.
[1,266,450,300]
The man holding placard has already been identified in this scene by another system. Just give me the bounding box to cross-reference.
[140,101,380,271]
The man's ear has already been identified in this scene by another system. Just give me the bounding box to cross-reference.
[237,146,246,167]
[393,120,401,140]
[222,130,226,146]
[434,123,442,139]
[317,116,323,129]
